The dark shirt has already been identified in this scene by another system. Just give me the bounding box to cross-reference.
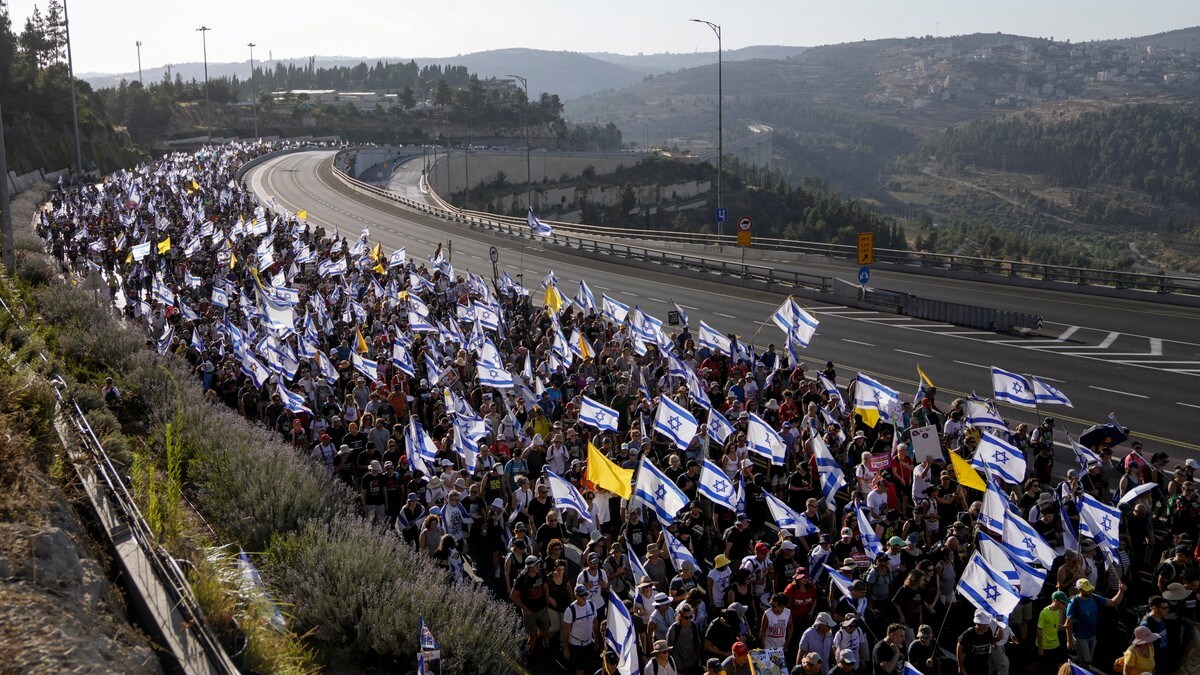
[957,628,993,671]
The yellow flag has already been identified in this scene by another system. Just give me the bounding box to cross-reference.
[157,237,171,254]
[916,364,934,388]
[579,332,593,360]
[296,209,308,220]
[855,406,880,429]
[229,251,238,270]
[125,251,133,264]
[372,261,386,275]
[355,328,369,354]
[370,242,383,261]
[949,450,986,491]
[191,180,200,191]
[543,285,563,314]
[586,442,633,500]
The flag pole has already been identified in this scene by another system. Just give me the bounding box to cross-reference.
[1027,372,1043,431]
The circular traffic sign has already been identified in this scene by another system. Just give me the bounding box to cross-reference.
[489,246,499,263]
[858,266,872,285]
[737,217,753,232]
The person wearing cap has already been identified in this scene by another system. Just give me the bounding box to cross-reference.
[311,433,337,472]
[511,555,551,649]
[703,656,724,675]
[906,624,937,675]
[957,609,1000,675]
[783,566,817,630]
[1066,575,1127,667]
[832,648,858,673]
[561,582,600,675]
[704,607,742,662]
[649,638,681,675]
[721,641,752,675]
[1166,479,1200,541]
[598,649,622,674]
[360,459,388,524]
[669,560,700,603]
[704,554,733,612]
[1139,595,1171,675]
[798,612,837,674]
[741,541,774,607]
[1038,589,1070,670]
[833,612,869,670]
[1154,544,1197,594]
[796,651,824,674]
[577,550,610,606]
[1120,625,1159,675]
[723,513,754,562]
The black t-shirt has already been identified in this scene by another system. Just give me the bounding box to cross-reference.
[514,571,549,612]
[361,473,386,505]
[957,628,993,671]
[872,640,903,675]
[704,618,738,654]
[723,525,753,561]
[907,639,937,673]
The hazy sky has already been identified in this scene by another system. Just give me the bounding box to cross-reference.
[10,0,1200,75]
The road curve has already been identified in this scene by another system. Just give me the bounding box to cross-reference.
[245,150,1200,459]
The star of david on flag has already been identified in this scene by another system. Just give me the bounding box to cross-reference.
[579,396,620,433]
[991,366,1036,407]
[653,395,698,451]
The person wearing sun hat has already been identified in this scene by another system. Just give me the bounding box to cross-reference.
[1066,576,1127,668]
[649,638,678,674]
[1120,625,1159,675]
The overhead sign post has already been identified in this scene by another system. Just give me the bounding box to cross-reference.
[857,232,874,265]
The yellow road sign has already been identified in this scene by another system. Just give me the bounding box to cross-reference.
[857,232,875,265]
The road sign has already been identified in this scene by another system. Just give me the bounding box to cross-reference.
[737,217,753,232]
[489,246,498,263]
[857,232,875,265]
[737,231,752,247]
[858,266,872,285]
[667,310,681,326]
[716,207,728,223]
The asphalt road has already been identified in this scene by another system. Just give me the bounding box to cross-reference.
[246,150,1200,460]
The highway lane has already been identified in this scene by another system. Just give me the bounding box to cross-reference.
[246,150,1200,459]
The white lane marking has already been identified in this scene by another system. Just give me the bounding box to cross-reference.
[894,349,932,358]
[714,312,737,319]
[954,360,990,370]
[1041,331,1121,350]
[1177,402,1200,410]
[1088,385,1148,399]
[595,286,612,290]
[626,293,640,298]
[843,339,876,347]
[1118,360,1200,365]
[1056,325,1080,342]
[647,297,665,303]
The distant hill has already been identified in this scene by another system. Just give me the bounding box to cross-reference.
[584,45,806,74]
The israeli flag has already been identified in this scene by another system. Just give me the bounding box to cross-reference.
[241,350,271,389]
[811,435,847,508]
[351,352,380,383]
[662,527,700,572]
[1002,509,1057,568]
[699,459,739,511]
[276,383,313,414]
[477,364,515,389]
[573,280,597,313]
[653,396,699,451]
[697,321,732,355]
[980,532,1047,599]
[633,456,689,525]
[1032,376,1073,407]
[545,470,596,527]
[1078,493,1121,550]
[601,294,629,324]
[318,257,347,278]
[670,300,689,328]
[190,328,206,353]
[854,502,884,558]
[211,286,230,309]
[156,324,175,354]
[957,550,1021,619]
[528,207,553,237]
[405,418,440,476]
[746,412,787,466]
[965,398,1008,432]
[971,432,1027,485]
[765,491,820,536]
[771,297,819,347]
[579,396,619,433]
[1060,500,1080,554]
[824,564,856,598]
[991,367,1036,408]
[706,408,736,448]
[979,482,1009,534]
[1069,435,1103,471]
[604,591,643,675]
[388,246,407,268]
[391,343,415,377]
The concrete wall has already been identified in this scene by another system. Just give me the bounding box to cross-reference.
[7,169,54,195]
[426,151,650,208]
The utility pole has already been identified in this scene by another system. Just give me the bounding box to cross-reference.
[197,26,212,143]
[690,19,723,239]
[505,74,531,213]
[63,0,83,177]
[0,94,13,275]
[136,41,143,84]
[247,42,258,138]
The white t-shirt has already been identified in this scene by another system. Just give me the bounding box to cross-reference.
[708,566,732,608]
[564,600,598,646]
[762,607,791,649]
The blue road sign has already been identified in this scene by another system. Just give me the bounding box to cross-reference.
[858,266,872,285]
[717,207,728,223]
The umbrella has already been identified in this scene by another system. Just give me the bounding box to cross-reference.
[1078,422,1129,450]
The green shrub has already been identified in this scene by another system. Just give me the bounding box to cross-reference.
[266,516,522,673]
[34,284,143,375]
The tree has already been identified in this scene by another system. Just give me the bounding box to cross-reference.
[398,85,415,110]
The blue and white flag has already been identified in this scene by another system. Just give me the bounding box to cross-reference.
[545,470,595,526]
[318,256,347,278]
[1003,509,1057,568]
[957,550,1021,619]
[697,321,732,355]
[388,246,407,268]
[746,412,787,466]
[852,372,901,425]
[605,590,642,675]
[528,207,553,237]
[811,435,847,509]
[573,280,597,313]
[276,383,313,415]
[771,297,819,347]
[391,343,415,377]
[1069,435,1103,471]
[211,286,229,309]
[477,364,515,389]
[190,328,206,353]
[706,408,735,447]
[579,396,619,433]
[156,324,175,354]
[1078,493,1121,550]
[316,351,340,382]
[854,502,884,558]
[240,350,270,389]
[991,367,1036,408]
[1032,376,1073,407]
[351,351,380,382]
[971,432,1027,485]
[633,456,689,525]
[601,294,629,324]
[979,532,1046,599]
[979,481,1010,534]
[765,491,820,536]
[1060,500,1080,554]
[671,300,689,328]
[823,564,855,598]
[965,398,1008,432]
[699,459,739,511]
[663,527,701,573]
[653,396,699,451]
[405,417,440,476]
[904,664,927,675]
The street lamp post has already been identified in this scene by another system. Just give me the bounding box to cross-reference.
[197,26,212,143]
[62,0,82,176]
[505,74,532,213]
[690,18,723,239]
[136,41,143,84]
[247,42,258,138]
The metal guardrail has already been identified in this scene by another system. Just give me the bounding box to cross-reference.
[326,161,833,293]
[0,292,239,675]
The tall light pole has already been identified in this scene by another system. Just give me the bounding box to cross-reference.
[197,26,212,143]
[136,41,143,84]
[690,19,723,239]
[505,74,532,213]
[62,0,82,176]
[247,42,258,138]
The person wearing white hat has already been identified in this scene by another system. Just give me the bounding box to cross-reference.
[957,609,1000,675]
[648,592,676,645]
[798,612,837,674]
